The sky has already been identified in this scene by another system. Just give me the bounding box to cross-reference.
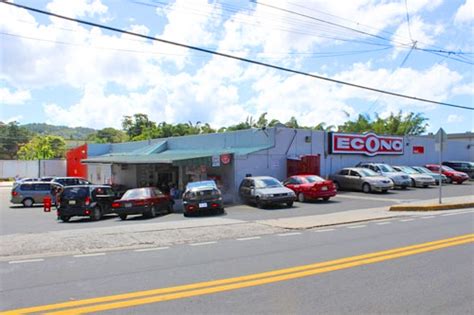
[1,0,473,133]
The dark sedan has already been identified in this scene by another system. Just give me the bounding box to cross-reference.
[182,180,224,217]
[112,187,173,220]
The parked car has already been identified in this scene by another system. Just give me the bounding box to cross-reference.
[239,176,296,208]
[57,185,116,222]
[442,161,474,179]
[112,187,173,220]
[329,168,394,193]
[283,174,337,202]
[13,177,41,187]
[182,180,224,216]
[356,162,411,189]
[52,177,92,187]
[425,164,469,184]
[11,181,63,207]
[411,166,447,184]
[392,166,435,188]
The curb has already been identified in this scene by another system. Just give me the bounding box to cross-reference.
[389,202,474,212]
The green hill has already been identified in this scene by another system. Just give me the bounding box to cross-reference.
[22,123,96,140]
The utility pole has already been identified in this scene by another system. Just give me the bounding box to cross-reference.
[435,128,447,204]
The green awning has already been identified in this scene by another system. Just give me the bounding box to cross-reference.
[82,146,271,165]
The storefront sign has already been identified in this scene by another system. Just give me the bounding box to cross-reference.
[329,132,404,156]
[412,146,425,154]
[212,155,220,167]
[220,153,231,165]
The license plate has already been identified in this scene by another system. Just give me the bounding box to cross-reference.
[199,202,207,208]
[125,202,132,208]
[321,186,328,191]
[68,200,76,205]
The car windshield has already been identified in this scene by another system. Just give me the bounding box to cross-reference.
[121,188,151,199]
[62,187,88,199]
[413,167,431,174]
[441,166,455,171]
[255,178,282,188]
[398,166,417,174]
[186,180,217,190]
[301,175,324,183]
[379,164,396,172]
[358,169,378,177]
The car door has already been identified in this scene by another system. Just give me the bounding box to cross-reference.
[336,169,350,189]
[33,183,50,203]
[153,188,169,212]
[348,170,363,190]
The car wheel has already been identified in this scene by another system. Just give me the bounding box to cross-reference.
[60,215,70,222]
[362,183,371,193]
[286,201,294,208]
[446,177,452,184]
[334,182,340,190]
[411,179,416,187]
[167,204,173,214]
[119,214,127,220]
[90,206,102,221]
[401,186,407,190]
[22,198,34,207]
[255,197,263,209]
[322,197,330,201]
[382,189,388,193]
[298,193,305,202]
[147,206,156,218]
[457,181,463,185]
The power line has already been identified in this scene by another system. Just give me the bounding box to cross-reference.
[1,1,472,111]
[404,0,414,43]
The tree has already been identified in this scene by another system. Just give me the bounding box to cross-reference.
[122,114,156,138]
[313,122,335,131]
[285,116,299,128]
[18,135,66,160]
[337,111,428,135]
[87,128,127,143]
[0,122,32,159]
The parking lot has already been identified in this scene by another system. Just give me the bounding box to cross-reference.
[1,182,472,236]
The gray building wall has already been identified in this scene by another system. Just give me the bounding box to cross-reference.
[0,160,66,179]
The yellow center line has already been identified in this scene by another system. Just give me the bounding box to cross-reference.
[1,234,473,315]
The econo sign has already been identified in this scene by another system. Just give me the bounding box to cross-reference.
[329,132,404,156]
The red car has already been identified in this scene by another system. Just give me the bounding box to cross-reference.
[283,174,337,202]
[425,164,469,184]
[112,187,173,220]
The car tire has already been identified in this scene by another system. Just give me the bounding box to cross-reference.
[147,206,156,218]
[401,186,407,190]
[411,179,416,187]
[119,214,127,220]
[298,193,305,203]
[334,181,340,190]
[255,197,263,209]
[446,177,452,184]
[382,189,388,193]
[322,197,330,201]
[60,215,70,222]
[90,206,102,221]
[362,183,371,193]
[286,201,294,208]
[22,198,34,207]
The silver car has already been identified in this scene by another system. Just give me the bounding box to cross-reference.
[239,176,296,208]
[356,162,411,189]
[329,168,394,193]
[393,166,435,188]
[11,181,63,207]
[411,166,447,184]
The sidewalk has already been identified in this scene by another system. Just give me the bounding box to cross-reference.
[389,195,474,211]
[0,181,13,188]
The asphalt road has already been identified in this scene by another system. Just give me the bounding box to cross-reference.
[1,182,473,235]
[1,210,473,314]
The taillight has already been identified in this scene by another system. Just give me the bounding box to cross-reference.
[211,203,219,208]
[112,202,120,208]
[85,196,91,206]
[187,205,196,211]
[12,191,18,197]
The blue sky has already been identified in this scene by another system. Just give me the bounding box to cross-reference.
[1,0,473,133]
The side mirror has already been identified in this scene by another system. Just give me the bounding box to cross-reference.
[250,188,256,195]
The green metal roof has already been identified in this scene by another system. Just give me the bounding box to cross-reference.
[82,146,271,165]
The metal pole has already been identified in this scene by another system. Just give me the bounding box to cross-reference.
[438,141,442,204]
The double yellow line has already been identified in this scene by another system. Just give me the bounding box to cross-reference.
[3,233,473,315]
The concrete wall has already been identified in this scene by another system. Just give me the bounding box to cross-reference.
[87,163,113,185]
[0,160,66,178]
[111,164,137,188]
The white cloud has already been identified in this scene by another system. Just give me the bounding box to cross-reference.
[46,0,108,19]
[2,115,24,124]
[455,0,474,23]
[391,16,444,54]
[0,88,31,105]
[452,82,474,95]
[447,114,464,123]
